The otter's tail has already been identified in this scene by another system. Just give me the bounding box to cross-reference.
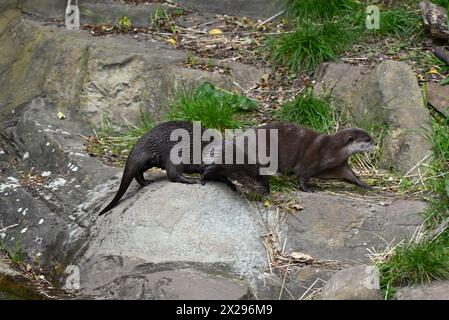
[98,160,138,216]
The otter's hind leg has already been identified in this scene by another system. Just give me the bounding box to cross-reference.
[201,166,237,191]
[135,171,151,187]
[166,162,197,184]
[298,176,314,192]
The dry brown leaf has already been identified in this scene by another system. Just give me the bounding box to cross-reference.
[290,251,314,262]
[289,204,304,211]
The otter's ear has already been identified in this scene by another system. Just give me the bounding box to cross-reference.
[346,136,354,144]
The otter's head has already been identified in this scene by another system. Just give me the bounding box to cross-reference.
[336,128,375,156]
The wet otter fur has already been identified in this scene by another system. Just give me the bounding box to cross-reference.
[99,121,269,216]
[257,122,375,192]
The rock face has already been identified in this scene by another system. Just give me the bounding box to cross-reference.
[283,192,426,263]
[318,265,381,300]
[0,10,264,285]
[86,268,251,300]
[0,10,264,126]
[426,82,449,117]
[17,0,173,27]
[395,281,449,300]
[176,0,285,19]
[0,253,45,299]
[16,0,285,26]
[315,61,432,175]
[0,0,19,12]
[420,1,449,40]
[75,176,268,298]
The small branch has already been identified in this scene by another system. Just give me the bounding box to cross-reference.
[0,223,19,233]
[256,10,286,28]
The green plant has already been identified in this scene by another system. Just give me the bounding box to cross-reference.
[433,0,449,8]
[379,239,449,299]
[378,112,449,299]
[276,88,337,132]
[285,0,358,20]
[267,1,425,73]
[424,115,449,225]
[269,174,299,193]
[151,8,177,33]
[265,18,356,72]
[168,82,257,131]
[118,15,132,32]
[87,107,155,165]
[0,239,26,264]
[370,6,422,37]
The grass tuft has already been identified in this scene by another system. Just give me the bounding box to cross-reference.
[168,82,257,130]
[378,113,449,299]
[372,6,422,37]
[379,239,449,299]
[266,1,424,73]
[0,239,26,264]
[266,19,355,72]
[285,0,358,20]
[276,88,338,132]
[425,115,449,225]
[86,108,155,166]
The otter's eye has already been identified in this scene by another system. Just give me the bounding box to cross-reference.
[346,136,354,144]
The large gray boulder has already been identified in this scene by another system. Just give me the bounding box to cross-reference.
[426,82,449,117]
[74,175,268,299]
[282,192,426,263]
[318,265,381,300]
[396,280,449,300]
[315,61,433,175]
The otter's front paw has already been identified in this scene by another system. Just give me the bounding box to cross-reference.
[299,180,314,192]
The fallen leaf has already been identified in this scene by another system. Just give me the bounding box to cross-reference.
[208,28,223,36]
[290,252,314,262]
[261,73,269,82]
[263,200,270,207]
[58,111,65,120]
[167,38,177,45]
[428,67,439,75]
[289,204,304,211]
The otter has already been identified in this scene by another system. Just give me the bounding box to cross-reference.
[256,122,375,192]
[98,121,269,216]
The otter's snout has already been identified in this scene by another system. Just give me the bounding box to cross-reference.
[365,137,376,151]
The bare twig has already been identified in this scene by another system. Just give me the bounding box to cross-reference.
[0,223,19,233]
[256,10,286,28]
